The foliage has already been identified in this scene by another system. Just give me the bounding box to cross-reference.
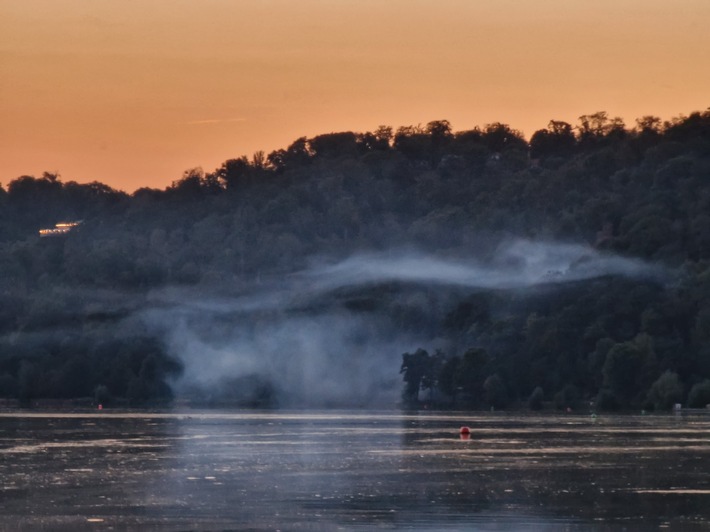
[1,108,710,407]
[527,386,544,410]
[645,371,683,411]
[687,380,710,408]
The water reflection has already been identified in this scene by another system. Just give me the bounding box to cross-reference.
[0,411,709,530]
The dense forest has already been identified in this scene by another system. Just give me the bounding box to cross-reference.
[1,108,710,411]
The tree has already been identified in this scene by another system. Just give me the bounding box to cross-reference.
[425,120,452,139]
[167,168,220,199]
[372,125,393,149]
[393,125,429,161]
[687,380,710,408]
[356,126,393,152]
[424,120,454,166]
[438,355,461,400]
[601,341,644,405]
[17,360,38,405]
[578,111,610,142]
[635,115,662,135]
[4,107,710,411]
[422,349,444,402]
[267,137,312,171]
[456,348,489,405]
[483,374,508,409]
[7,173,64,226]
[481,122,526,153]
[528,386,544,410]
[94,384,112,406]
[646,371,683,410]
[217,157,251,191]
[309,132,359,159]
[577,112,626,147]
[252,150,267,169]
[530,120,576,160]
[400,349,431,404]
[554,384,581,410]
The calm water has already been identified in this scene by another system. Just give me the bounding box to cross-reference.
[1,410,710,531]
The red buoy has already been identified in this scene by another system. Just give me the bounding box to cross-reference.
[459,426,471,435]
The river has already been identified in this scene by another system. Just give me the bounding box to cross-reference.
[1,410,709,530]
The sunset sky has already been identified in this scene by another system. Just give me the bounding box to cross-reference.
[2,0,709,192]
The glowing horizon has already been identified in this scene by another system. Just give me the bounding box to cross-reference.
[2,0,709,192]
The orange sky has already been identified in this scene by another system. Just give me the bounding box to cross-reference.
[2,0,709,192]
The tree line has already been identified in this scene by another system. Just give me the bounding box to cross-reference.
[1,108,710,409]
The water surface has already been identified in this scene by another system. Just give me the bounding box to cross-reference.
[1,410,709,530]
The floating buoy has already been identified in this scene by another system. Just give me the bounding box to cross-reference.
[98,404,103,410]
[459,426,471,435]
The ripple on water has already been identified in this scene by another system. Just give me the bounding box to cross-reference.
[0,410,709,530]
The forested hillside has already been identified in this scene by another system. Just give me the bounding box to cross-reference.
[1,109,710,410]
